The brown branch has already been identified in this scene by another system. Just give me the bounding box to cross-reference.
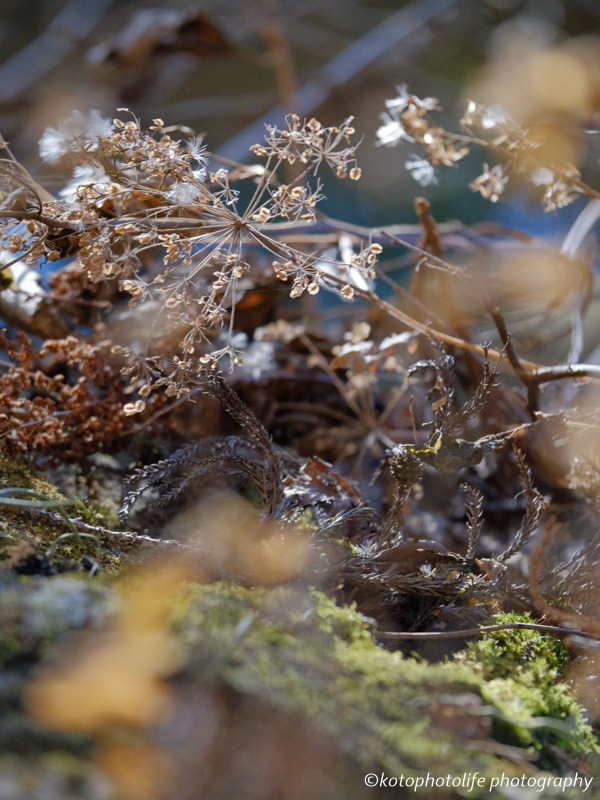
[488,305,539,415]
[532,363,600,384]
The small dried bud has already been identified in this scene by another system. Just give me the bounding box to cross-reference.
[123,400,146,416]
[252,206,271,223]
[120,280,144,298]
[103,262,121,276]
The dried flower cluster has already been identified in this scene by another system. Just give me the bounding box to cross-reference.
[377,84,468,184]
[1,111,370,416]
[0,331,167,463]
[376,85,598,211]
[0,101,596,470]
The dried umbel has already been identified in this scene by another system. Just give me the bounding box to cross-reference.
[1,111,371,414]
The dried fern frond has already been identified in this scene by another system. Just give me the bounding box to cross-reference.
[119,435,273,523]
[497,443,544,563]
[462,482,484,560]
[201,375,284,513]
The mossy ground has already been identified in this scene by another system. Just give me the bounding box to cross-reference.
[1,453,599,799]
[1,559,599,799]
[0,450,122,573]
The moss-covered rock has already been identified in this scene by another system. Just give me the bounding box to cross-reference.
[173,583,600,799]
[0,450,121,572]
[1,568,599,800]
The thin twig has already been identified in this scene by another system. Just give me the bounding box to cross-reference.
[488,305,539,415]
[375,622,600,642]
[37,509,205,551]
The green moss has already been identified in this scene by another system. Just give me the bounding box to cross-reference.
[0,451,121,573]
[79,503,121,533]
[454,612,599,760]
[3,569,599,799]
[174,584,600,798]
[460,612,570,685]
[305,589,374,646]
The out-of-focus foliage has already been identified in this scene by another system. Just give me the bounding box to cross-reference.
[1,570,598,799]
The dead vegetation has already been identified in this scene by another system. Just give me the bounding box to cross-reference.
[2,4,600,795]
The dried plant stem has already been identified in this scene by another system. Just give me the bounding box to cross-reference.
[374,232,600,384]
[358,255,600,393]
[39,510,204,551]
[488,305,540,415]
[362,285,534,367]
[375,622,600,642]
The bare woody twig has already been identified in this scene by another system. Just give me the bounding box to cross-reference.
[375,622,600,642]
[39,509,205,552]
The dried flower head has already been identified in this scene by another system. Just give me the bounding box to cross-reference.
[0,109,365,405]
[469,163,508,203]
[376,85,468,179]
